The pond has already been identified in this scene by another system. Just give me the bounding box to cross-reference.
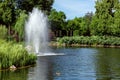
[1,47,120,80]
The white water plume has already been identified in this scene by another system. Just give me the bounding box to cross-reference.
[25,8,49,54]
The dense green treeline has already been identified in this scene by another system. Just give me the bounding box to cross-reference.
[49,0,120,37]
[0,0,120,41]
[91,0,120,36]
[49,10,94,37]
[0,0,54,41]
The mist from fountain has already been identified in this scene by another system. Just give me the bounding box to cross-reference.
[25,8,49,54]
[25,8,64,56]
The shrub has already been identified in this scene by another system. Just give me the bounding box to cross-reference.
[57,36,120,47]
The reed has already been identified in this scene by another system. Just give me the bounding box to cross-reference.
[0,40,37,69]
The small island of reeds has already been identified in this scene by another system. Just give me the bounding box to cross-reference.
[0,40,37,70]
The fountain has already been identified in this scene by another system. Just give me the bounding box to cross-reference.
[25,8,64,56]
[25,8,49,54]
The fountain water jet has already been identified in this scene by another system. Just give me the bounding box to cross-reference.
[25,8,49,54]
[25,8,64,56]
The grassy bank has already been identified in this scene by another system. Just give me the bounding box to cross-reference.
[0,40,37,70]
[56,36,120,47]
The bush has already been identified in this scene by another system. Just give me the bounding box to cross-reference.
[57,36,120,47]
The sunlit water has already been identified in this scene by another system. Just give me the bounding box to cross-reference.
[1,47,120,80]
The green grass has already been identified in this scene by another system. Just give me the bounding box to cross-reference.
[0,40,37,69]
[57,36,120,47]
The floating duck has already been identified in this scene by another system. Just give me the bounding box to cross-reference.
[56,72,61,76]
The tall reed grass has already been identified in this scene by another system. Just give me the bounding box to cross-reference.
[0,40,37,69]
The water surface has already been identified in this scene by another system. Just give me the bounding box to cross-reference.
[1,47,120,80]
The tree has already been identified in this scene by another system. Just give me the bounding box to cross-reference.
[79,18,86,36]
[91,0,118,36]
[0,0,55,41]
[16,0,54,15]
[0,25,7,40]
[0,0,15,26]
[0,0,54,25]
[0,0,16,40]
[83,12,93,36]
[66,17,82,36]
[48,9,66,32]
[113,1,120,36]
[14,11,28,41]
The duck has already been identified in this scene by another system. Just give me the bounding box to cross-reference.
[56,72,61,76]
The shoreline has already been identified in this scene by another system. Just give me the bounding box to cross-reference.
[0,64,36,71]
[49,42,120,48]
[53,36,120,48]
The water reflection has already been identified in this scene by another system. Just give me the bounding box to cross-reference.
[0,68,28,80]
[51,48,98,80]
[1,48,120,80]
[28,57,54,80]
[0,57,54,80]
[95,48,120,80]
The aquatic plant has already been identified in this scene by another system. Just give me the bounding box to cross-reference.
[0,40,37,69]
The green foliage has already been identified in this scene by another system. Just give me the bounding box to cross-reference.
[113,3,120,36]
[0,40,37,69]
[48,9,66,31]
[83,12,93,36]
[0,25,7,40]
[73,30,79,36]
[67,17,80,31]
[66,17,82,36]
[0,0,15,25]
[57,36,120,46]
[79,17,90,36]
[1,0,120,38]
[91,0,120,36]
[14,11,28,41]
[52,0,120,37]
[16,0,54,15]
[0,0,54,41]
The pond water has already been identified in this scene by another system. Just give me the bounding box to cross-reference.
[1,47,120,80]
